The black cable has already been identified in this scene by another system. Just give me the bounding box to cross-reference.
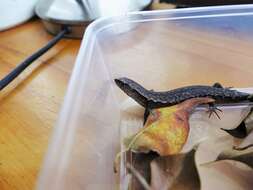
[0,28,69,91]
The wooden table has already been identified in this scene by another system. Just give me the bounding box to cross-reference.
[0,19,80,190]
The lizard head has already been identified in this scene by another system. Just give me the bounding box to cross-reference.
[114,77,148,107]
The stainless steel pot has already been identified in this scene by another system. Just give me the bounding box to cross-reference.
[35,0,152,38]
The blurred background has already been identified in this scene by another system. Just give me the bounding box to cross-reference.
[1,0,253,33]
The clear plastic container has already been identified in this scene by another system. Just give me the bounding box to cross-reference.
[36,5,253,190]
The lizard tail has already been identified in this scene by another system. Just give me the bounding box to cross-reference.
[114,77,149,108]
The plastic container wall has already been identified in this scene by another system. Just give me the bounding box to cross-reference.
[37,5,253,190]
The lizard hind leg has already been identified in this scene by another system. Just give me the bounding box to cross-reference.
[213,82,223,88]
[213,82,233,89]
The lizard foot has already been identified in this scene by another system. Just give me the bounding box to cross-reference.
[206,103,222,119]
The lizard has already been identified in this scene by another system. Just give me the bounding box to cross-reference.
[115,77,253,138]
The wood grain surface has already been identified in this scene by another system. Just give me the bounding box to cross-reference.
[0,19,80,190]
